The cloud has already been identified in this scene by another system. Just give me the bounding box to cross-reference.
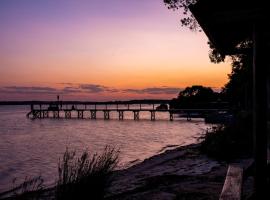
[0,85,183,98]
[79,84,107,93]
[62,87,82,93]
[123,87,182,95]
[2,86,58,94]
[0,83,121,96]
[58,82,76,86]
[79,84,119,93]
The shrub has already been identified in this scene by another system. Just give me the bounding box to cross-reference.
[55,146,119,200]
[200,112,253,160]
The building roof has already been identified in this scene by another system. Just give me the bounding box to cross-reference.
[189,0,269,55]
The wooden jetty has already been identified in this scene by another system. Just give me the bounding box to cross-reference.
[26,101,228,121]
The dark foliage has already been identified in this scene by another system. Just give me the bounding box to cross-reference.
[164,0,199,31]
[200,112,253,160]
[208,41,226,63]
[170,85,222,109]
[221,41,253,110]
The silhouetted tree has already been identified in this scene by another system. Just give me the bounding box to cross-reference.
[170,85,220,109]
[164,0,199,31]
[178,85,216,101]
[164,0,253,110]
[221,54,253,110]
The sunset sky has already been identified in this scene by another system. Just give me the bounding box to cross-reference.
[0,0,231,101]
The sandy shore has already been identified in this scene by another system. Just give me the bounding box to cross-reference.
[107,143,254,200]
[106,144,228,200]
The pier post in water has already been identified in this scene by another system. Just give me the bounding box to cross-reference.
[118,110,124,120]
[53,111,59,118]
[133,111,139,120]
[90,110,97,119]
[37,111,41,119]
[150,111,156,121]
[43,110,49,118]
[169,112,173,121]
[41,111,45,118]
[77,110,84,119]
[104,110,110,120]
[187,112,191,121]
[65,110,71,119]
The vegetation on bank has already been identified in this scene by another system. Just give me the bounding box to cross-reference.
[56,146,119,200]
[200,112,253,160]
[169,85,226,110]
[0,146,119,200]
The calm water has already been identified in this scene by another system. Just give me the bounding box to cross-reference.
[0,105,209,192]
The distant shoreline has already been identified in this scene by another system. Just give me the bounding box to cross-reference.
[0,99,170,106]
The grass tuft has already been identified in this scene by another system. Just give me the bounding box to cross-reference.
[55,146,119,200]
[0,176,45,200]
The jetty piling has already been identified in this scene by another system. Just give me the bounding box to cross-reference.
[104,110,110,120]
[133,111,140,120]
[150,111,156,121]
[90,110,97,119]
[118,110,124,120]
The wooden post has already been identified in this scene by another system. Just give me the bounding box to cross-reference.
[90,110,96,119]
[78,110,84,119]
[187,112,191,121]
[44,111,49,118]
[65,111,71,119]
[37,111,41,119]
[133,111,139,120]
[53,111,59,118]
[170,112,173,121]
[104,110,110,120]
[150,111,156,121]
[118,111,124,120]
[252,24,267,199]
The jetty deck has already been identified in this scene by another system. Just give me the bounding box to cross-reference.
[26,101,228,121]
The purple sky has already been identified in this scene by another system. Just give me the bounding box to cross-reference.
[0,0,230,101]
